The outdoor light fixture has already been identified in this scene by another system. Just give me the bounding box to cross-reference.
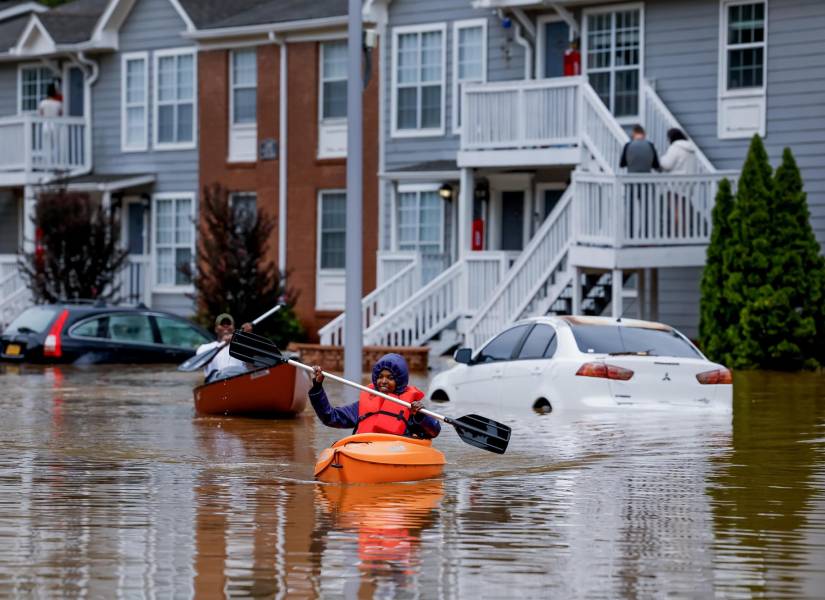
[439,183,453,200]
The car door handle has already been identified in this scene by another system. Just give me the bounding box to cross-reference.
[492,369,503,379]
[530,367,543,376]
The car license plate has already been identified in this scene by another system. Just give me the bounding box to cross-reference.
[5,344,21,356]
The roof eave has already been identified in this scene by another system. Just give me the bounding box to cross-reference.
[183,15,350,41]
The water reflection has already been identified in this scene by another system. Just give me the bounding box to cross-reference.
[0,366,823,597]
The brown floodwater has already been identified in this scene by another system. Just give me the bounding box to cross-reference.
[0,363,823,599]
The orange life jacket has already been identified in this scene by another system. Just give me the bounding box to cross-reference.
[356,384,424,436]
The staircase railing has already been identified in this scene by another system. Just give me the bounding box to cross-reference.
[464,186,575,350]
[642,81,715,174]
[319,257,421,346]
[579,84,629,174]
[363,252,509,347]
[0,259,28,329]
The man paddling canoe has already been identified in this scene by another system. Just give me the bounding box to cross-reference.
[196,313,253,382]
[309,353,441,439]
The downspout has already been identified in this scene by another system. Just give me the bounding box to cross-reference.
[269,32,288,277]
[76,51,98,176]
[498,9,533,80]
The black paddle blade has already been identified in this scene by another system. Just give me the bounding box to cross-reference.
[178,343,222,372]
[228,330,285,368]
[448,414,511,455]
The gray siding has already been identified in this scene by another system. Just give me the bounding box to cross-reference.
[91,0,198,195]
[0,190,20,253]
[384,0,525,170]
[646,0,825,248]
[0,64,16,117]
[657,267,702,339]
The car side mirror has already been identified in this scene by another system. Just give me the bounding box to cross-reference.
[454,348,472,364]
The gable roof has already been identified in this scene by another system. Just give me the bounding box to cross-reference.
[0,1,46,24]
[181,0,347,30]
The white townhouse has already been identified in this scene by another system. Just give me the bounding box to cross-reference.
[320,0,824,352]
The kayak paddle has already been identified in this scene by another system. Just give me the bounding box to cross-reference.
[228,330,512,455]
[177,303,284,372]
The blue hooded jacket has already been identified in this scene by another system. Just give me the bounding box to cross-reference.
[308,353,441,439]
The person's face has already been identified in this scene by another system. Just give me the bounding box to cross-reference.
[376,369,397,394]
[215,319,235,341]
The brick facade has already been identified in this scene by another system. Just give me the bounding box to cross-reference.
[199,41,379,340]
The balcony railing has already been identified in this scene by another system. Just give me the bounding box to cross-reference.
[0,115,89,175]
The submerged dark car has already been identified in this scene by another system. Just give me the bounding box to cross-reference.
[0,303,212,364]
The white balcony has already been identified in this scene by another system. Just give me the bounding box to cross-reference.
[0,115,90,184]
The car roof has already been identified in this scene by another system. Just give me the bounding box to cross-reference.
[515,315,674,332]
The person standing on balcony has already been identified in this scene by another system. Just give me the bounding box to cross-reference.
[563,38,581,76]
[38,83,63,166]
[659,128,697,174]
[37,83,63,118]
[620,125,660,173]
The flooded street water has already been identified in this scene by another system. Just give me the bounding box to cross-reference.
[1,364,824,599]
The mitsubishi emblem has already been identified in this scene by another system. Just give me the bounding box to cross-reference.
[662,372,671,382]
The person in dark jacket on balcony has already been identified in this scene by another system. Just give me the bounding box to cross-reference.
[619,124,660,173]
[308,353,441,439]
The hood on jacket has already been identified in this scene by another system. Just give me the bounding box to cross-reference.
[372,353,410,393]
[672,139,696,154]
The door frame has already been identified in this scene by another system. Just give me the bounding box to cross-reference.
[487,173,532,252]
[536,13,570,80]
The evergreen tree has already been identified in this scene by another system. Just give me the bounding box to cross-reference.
[722,135,775,368]
[187,184,305,348]
[18,188,128,303]
[699,178,735,362]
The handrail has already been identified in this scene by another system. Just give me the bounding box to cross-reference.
[579,83,629,174]
[463,75,585,93]
[464,185,575,349]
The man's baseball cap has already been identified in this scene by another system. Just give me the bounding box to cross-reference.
[215,313,234,326]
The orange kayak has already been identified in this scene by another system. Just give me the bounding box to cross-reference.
[193,363,310,417]
[314,433,446,484]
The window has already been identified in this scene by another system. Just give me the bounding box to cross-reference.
[154,194,194,287]
[6,307,58,334]
[584,6,642,119]
[231,49,257,124]
[517,325,558,359]
[396,188,443,255]
[154,316,210,348]
[321,41,347,120]
[452,20,486,132]
[121,52,148,151]
[569,324,702,358]
[319,191,346,270]
[70,317,106,339]
[475,325,531,363]
[724,2,765,90]
[19,66,55,113]
[154,49,196,148]
[107,314,155,344]
[392,24,446,136]
[230,192,257,229]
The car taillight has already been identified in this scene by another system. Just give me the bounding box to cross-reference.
[576,362,634,381]
[43,309,69,358]
[695,368,733,385]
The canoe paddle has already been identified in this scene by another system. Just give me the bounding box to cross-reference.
[228,330,512,455]
[177,303,284,372]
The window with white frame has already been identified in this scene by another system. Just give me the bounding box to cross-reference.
[231,49,257,124]
[229,192,257,229]
[392,24,446,136]
[155,49,196,148]
[584,7,642,119]
[724,2,765,91]
[319,191,346,270]
[452,20,486,132]
[321,41,347,120]
[396,188,443,254]
[19,66,55,113]
[154,195,194,287]
[121,53,148,151]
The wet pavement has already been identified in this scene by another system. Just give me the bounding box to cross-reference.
[0,363,824,598]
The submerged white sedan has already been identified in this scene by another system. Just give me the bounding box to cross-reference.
[428,316,732,413]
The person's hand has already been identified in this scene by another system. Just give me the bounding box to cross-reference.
[241,322,253,333]
[409,400,424,414]
[312,366,324,384]
[219,331,233,343]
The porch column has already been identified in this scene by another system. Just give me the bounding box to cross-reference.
[22,185,36,253]
[458,167,473,259]
[611,268,623,319]
[571,266,582,315]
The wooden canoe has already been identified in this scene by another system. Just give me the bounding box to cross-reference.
[193,363,310,416]
[314,433,446,484]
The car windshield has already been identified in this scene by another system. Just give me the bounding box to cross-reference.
[4,307,58,334]
[569,324,701,359]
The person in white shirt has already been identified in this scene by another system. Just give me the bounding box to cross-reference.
[38,83,63,118]
[196,313,253,382]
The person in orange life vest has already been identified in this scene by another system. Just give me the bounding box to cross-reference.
[308,353,441,439]
[563,38,581,76]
